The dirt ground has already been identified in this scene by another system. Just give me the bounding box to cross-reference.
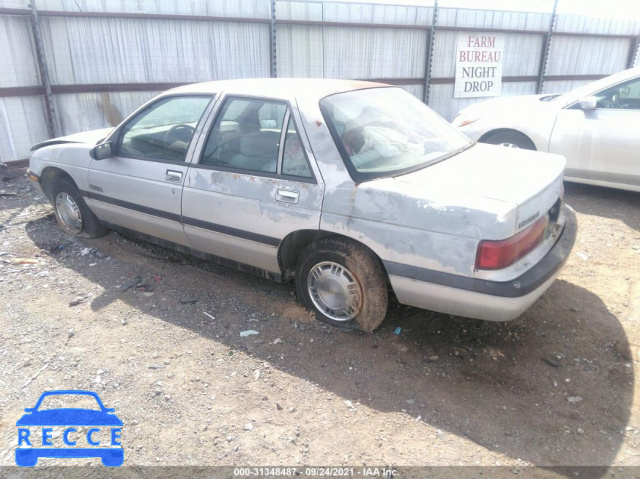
[0,167,639,475]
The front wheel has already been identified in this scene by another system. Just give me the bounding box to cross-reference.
[482,131,536,150]
[296,237,388,332]
[52,179,107,238]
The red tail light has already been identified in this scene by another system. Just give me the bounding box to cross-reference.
[476,216,548,270]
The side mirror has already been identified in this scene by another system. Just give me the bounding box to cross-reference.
[90,141,113,160]
[24,408,34,413]
[577,96,597,110]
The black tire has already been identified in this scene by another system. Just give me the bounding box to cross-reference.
[482,131,536,150]
[51,179,107,238]
[296,236,388,332]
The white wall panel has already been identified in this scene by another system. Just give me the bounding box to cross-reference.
[40,17,271,85]
[546,36,630,76]
[322,26,426,79]
[35,0,271,18]
[0,15,39,88]
[0,96,49,161]
[53,91,160,136]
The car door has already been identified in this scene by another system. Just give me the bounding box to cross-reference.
[86,95,214,246]
[182,95,324,276]
[549,76,640,188]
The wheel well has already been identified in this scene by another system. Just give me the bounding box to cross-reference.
[39,167,78,202]
[277,230,388,282]
[478,128,537,150]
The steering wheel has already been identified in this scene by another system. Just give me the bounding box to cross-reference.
[164,124,195,145]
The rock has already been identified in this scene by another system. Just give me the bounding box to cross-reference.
[543,356,560,367]
[120,276,142,292]
[226,435,235,442]
[180,297,198,304]
[261,396,268,401]
[67,329,75,339]
[276,403,283,411]
[288,407,296,413]
[148,364,164,369]
[80,248,91,256]
[240,330,259,338]
[344,400,354,408]
[577,428,585,434]
[567,396,583,404]
[164,395,171,401]
[253,369,261,380]
[244,422,253,431]
[69,297,84,307]
[164,359,170,365]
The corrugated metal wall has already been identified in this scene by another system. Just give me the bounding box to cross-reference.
[1,0,639,162]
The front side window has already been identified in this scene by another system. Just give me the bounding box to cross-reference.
[116,96,212,162]
[200,98,287,174]
[321,87,472,182]
[596,77,640,110]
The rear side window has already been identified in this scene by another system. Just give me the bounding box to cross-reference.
[200,97,314,180]
[201,97,286,174]
[116,96,211,162]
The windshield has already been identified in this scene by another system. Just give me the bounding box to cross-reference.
[320,87,472,181]
[554,68,640,106]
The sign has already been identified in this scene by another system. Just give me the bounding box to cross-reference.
[16,390,124,467]
[454,33,504,98]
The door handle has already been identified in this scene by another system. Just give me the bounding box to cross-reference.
[166,170,183,182]
[276,188,299,204]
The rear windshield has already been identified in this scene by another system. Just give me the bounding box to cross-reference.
[320,87,472,182]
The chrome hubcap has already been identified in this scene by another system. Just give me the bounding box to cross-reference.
[498,142,519,148]
[307,261,362,322]
[55,192,82,233]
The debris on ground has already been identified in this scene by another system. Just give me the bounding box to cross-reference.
[119,275,142,292]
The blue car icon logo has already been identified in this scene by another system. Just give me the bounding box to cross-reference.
[16,390,123,467]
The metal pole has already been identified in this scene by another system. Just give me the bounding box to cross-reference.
[269,0,277,78]
[423,0,438,105]
[537,0,558,94]
[29,0,58,138]
[627,35,640,69]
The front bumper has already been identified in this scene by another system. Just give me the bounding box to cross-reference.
[387,204,578,321]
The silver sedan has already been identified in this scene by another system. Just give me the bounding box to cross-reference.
[453,67,640,192]
[28,79,575,332]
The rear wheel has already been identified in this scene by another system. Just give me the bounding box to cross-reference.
[483,131,536,150]
[296,237,388,332]
[52,179,106,238]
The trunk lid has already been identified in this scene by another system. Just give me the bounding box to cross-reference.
[394,143,566,235]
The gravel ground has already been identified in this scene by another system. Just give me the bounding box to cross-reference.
[0,168,639,475]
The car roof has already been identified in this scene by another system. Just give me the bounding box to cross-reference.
[164,78,390,101]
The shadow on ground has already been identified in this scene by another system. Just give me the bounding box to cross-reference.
[23,208,634,475]
[564,183,639,231]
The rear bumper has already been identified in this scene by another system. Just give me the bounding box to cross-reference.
[387,204,577,321]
